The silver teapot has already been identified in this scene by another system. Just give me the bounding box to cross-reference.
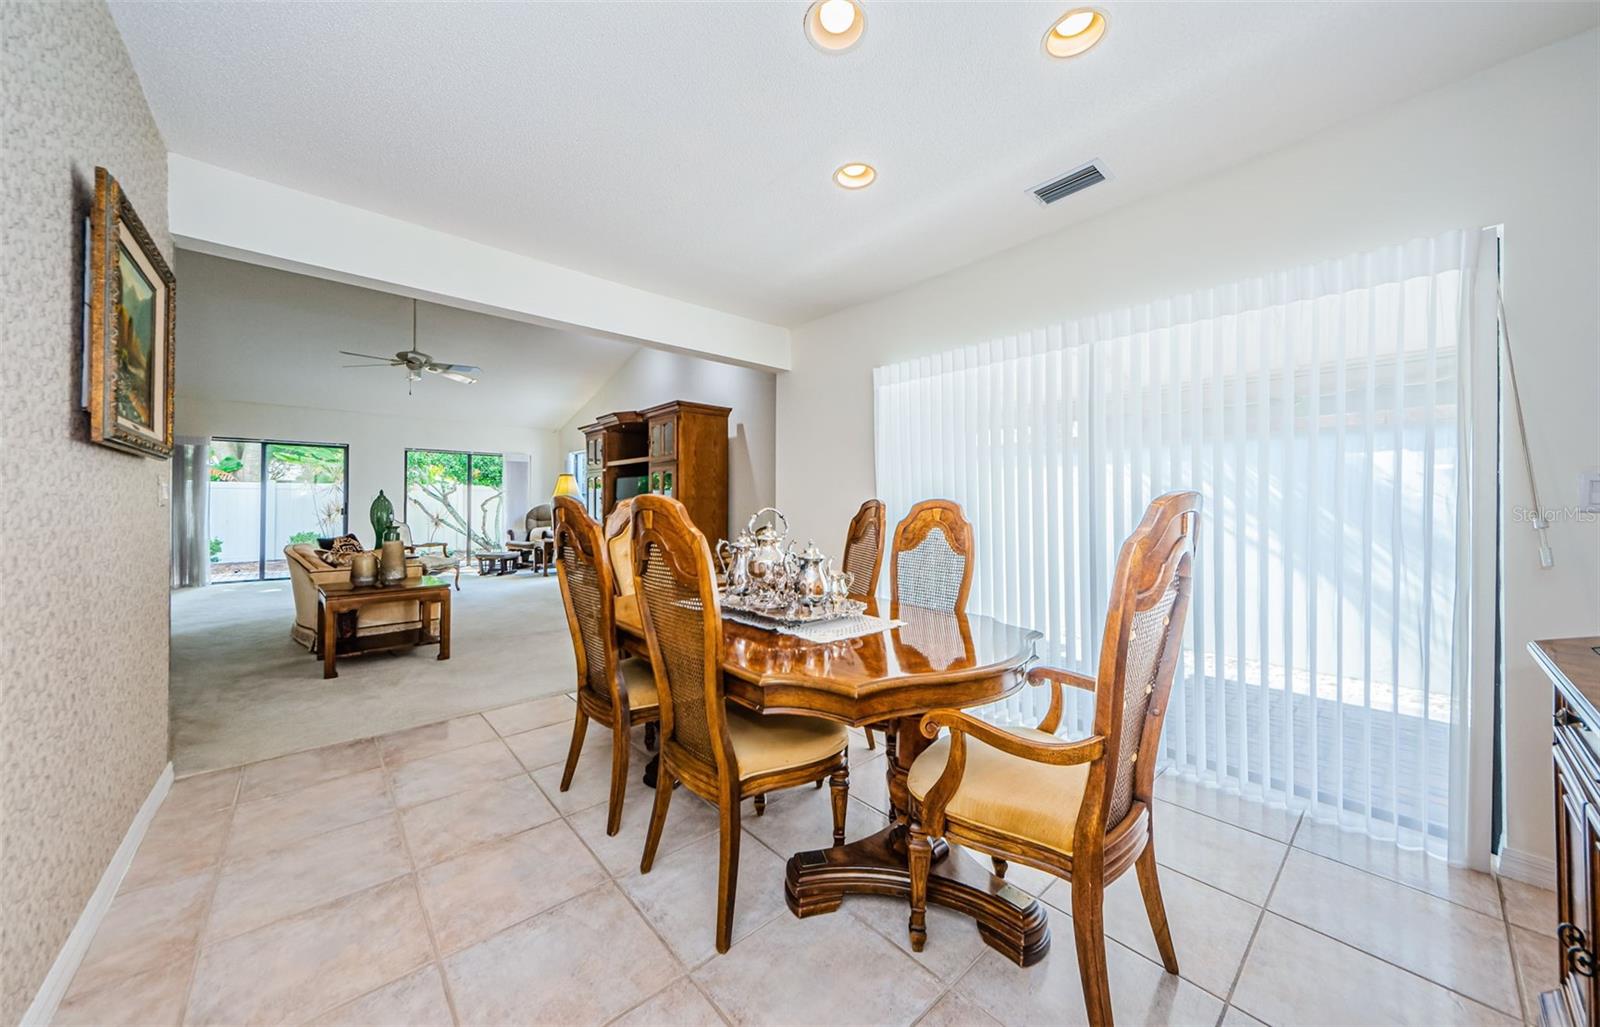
[716,534,753,594]
[792,539,830,606]
[744,507,791,590]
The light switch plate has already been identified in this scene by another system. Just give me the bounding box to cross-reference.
[1581,472,1600,514]
[157,473,170,508]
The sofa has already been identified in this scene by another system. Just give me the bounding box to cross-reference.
[283,544,437,651]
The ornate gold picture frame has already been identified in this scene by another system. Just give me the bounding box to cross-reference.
[87,167,175,458]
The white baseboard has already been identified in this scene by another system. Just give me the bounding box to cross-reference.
[21,762,173,1027]
[1496,845,1557,889]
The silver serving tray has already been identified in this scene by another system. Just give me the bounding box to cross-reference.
[720,591,866,628]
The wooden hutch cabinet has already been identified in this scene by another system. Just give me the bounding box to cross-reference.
[578,401,731,542]
[1531,638,1600,1027]
[578,411,646,522]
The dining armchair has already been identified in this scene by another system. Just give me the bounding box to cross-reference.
[632,494,851,954]
[905,491,1200,1027]
[552,495,660,836]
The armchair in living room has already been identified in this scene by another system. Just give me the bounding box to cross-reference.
[506,504,554,572]
[394,522,462,589]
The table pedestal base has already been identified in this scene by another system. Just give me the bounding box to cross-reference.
[785,825,1050,966]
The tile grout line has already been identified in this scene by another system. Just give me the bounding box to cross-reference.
[1498,876,1533,1025]
[1159,780,1519,922]
[540,739,720,1020]
[554,784,746,1027]
[376,743,466,1027]
[1234,816,1526,1022]
[1215,808,1302,1022]
[173,771,244,1027]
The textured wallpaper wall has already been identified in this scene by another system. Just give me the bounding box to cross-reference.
[0,1,172,1020]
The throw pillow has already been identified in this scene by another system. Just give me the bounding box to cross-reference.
[330,533,363,555]
[316,549,351,568]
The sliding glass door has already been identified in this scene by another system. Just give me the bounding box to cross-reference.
[207,439,348,581]
[873,229,1482,858]
[404,450,503,558]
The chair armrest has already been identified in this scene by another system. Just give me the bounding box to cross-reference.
[913,709,1104,835]
[918,710,1104,766]
[406,541,449,555]
[1026,666,1097,734]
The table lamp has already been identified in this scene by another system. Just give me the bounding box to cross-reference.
[553,472,580,499]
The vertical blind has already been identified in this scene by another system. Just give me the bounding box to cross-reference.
[873,230,1481,858]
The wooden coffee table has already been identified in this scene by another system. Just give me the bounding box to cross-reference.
[315,577,452,679]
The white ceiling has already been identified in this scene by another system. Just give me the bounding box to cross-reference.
[114,2,1598,327]
[178,252,639,429]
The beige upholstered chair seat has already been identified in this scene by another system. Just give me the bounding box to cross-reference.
[727,706,848,779]
[616,657,659,712]
[908,725,1089,853]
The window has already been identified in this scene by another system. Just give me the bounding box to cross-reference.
[206,439,349,581]
[403,450,504,558]
[874,229,1485,858]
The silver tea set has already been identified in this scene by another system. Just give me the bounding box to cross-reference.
[716,507,862,624]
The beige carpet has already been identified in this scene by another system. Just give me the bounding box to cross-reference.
[170,570,577,775]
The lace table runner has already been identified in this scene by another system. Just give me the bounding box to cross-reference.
[723,611,904,644]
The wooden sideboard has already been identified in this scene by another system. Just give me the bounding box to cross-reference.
[1531,637,1600,1027]
[579,401,731,542]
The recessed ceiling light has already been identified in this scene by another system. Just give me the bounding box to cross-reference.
[806,0,865,53]
[1044,8,1106,58]
[834,162,876,189]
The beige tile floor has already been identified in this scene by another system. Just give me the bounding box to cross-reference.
[57,696,1558,1026]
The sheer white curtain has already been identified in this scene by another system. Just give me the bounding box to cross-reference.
[170,437,211,589]
[874,230,1482,859]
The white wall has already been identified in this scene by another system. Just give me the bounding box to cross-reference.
[559,347,776,540]
[778,30,1600,868]
[177,397,561,547]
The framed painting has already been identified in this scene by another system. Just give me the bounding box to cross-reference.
[87,167,175,458]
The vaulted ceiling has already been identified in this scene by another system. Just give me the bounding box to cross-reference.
[178,253,639,429]
[113,2,1598,326]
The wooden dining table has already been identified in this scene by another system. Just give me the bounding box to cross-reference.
[615,596,1050,966]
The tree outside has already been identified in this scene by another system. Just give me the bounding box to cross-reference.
[404,450,504,554]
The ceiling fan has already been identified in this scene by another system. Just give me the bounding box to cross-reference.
[340,299,480,393]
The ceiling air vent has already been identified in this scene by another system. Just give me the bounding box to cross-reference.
[1031,161,1106,206]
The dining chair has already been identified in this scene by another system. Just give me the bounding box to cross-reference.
[842,499,886,598]
[843,499,888,749]
[604,498,654,747]
[905,491,1199,1027]
[631,494,851,954]
[890,499,974,615]
[552,495,660,836]
[864,500,976,751]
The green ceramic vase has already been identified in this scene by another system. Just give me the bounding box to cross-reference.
[370,490,394,548]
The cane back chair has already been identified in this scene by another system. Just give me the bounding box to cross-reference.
[890,499,974,615]
[553,495,659,836]
[632,495,851,954]
[842,499,886,600]
[865,499,974,750]
[906,491,1200,1027]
